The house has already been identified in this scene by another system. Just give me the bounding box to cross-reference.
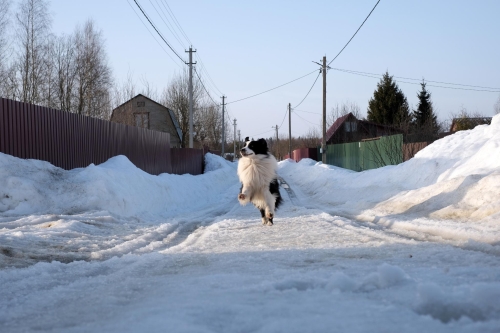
[326,113,402,145]
[449,117,492,133]
[111,94,182,148]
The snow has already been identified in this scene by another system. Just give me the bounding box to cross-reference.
[1,115,500,332]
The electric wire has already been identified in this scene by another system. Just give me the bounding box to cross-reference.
[294,109,321,114]
[293,111,319,126]
[334,68,500,92]
[153,1,225,99]
[133,0,186,63]
[161,0,193,46]
[194,67,218,105]
[150,0,186,49]
[333,67,500,91]
[196,54,225,96]
[226,70,319,105]
[328,0,381,66]
[278,106,288,129]
[249,128,275,138]
[292,70,321,109]
[127,0,183,68]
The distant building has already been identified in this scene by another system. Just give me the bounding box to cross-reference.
[326,113,402,145]
[449,117,492,133]
[111,94,182,148]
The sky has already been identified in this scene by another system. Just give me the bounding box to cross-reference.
[16,0,500,138]
[1,115,499,331]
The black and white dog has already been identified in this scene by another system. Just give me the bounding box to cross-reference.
[237,137,283,225]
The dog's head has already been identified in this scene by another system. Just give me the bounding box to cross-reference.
[240,137,269,157]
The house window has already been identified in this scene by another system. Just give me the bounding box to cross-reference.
[137,101,145,107]
[345,121,357,132]
[134,113,149,129]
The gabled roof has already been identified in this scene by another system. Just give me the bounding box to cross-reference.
[112,94,182,143]
[325,113,354,142]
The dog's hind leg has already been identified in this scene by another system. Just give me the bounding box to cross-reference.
[259,209,269,225]
[263,191,276,221]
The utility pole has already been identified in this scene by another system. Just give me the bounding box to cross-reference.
[322,56,327,164]
[288,103,292,159]
[237,130,241,153]
[272,124,279,160]
[233,119,237,160]
[221,95,226,156]
[185,47,196,148]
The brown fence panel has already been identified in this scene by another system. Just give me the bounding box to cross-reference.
[171,148,204,175]
[0,98,181,175]
[403,142,430,161]
[292,148,318,162]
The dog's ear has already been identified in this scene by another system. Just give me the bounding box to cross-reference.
[258,138,268,149]
[244,137,250,143]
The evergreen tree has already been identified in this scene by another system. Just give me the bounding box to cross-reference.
[413,81,438,135]
[367,71,411,127]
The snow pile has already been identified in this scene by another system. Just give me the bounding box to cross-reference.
[279,114,500,246]
[0,153,237,220]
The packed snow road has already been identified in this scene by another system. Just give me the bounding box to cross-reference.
[1,116,500,332]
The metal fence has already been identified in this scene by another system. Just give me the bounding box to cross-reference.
[0,98,204,175]
[318,134,403,172]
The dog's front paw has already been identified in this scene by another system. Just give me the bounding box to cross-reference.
[266,211,274,219]
[238,193,246,200]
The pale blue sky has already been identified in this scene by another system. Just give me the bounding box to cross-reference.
[43,1,500,137]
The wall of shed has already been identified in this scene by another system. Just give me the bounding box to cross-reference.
[111,96,182,148]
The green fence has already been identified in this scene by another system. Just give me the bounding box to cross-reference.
[318,134,403,172]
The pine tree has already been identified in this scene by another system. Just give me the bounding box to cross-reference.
[367,71,411,127]
[413,81,438,135]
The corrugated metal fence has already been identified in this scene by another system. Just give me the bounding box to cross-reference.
[318,134,403,172]
[0,98,204,175]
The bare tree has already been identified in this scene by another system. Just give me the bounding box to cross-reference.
[112,70,137,109]
[0,0,10,96]
[74,19,113,119]
[196,103,227,150]
[326,101,362,129]
[160,70,204,147]
[449,107,491,132]
[50,34,78,111]
[14,0,51,104]
[299,127,321,148]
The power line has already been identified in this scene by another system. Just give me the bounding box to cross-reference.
[294,109,321,115]
[293,111,319,126]
[333,67,500,91]
[250,128,275,138]
[133,0,185,63]
[161,0,193,46]
[334,67,500,92]
[195,54,224,96]
[150,0,186,49]
[292,70,321,109]
[278,106,288,129]
[127,0,183,68]
[194,67,218,105]
[328,0,381,66]
[226,70,319,105]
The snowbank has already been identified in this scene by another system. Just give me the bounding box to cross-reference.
[0,153,237,220]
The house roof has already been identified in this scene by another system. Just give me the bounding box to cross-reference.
[325,113,354,142]
[112,94,182,143]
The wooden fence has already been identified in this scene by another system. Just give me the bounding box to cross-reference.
[0,98,203,175]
